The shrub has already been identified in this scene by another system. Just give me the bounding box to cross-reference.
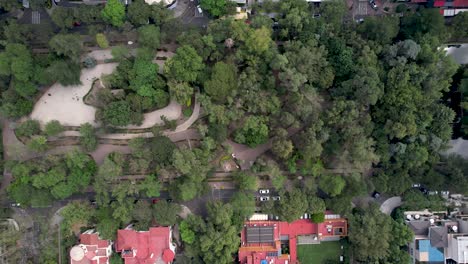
[96,33,109,48]
[182,107,193,117]
[16,120,41,137]
[27,136,48,152]
[310,212,325,223]
[44,120,64,137]
[79,123,98,152]
[83,57,97,68]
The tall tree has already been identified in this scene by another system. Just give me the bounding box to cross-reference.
[164,45,204,83]
[101,0,126,27]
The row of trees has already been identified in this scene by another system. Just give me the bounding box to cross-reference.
[8,151,96,206]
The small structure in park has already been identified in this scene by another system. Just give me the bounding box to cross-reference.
[70,230,112,264]
[238,212,348,264]
[115,226,176,264]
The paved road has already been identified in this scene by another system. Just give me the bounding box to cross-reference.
[380,196,402,215]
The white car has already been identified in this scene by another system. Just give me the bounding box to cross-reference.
[259,189,270,194]
[197,5,203,14]
[259,196,270,202]
[272,196,281,201]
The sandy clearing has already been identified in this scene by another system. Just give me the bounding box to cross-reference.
[30,63,118,126]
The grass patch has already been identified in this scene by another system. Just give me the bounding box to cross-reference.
[297,241,342,264]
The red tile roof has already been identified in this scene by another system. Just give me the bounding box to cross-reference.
[115,227,175,264]
[70,233,111,264]
[239,216,348,264]
[434,0,468,7]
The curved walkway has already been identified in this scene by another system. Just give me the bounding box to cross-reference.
[380,196,402,215]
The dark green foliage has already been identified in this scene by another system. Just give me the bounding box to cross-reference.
[47,60,81,86]
[44,120,64,137]
[164,45,204,83]
[150,136,176,166]
[101,0,125,27]
[102,101,143,126]
[310,212,325,223]
[79,123,98,152]
[16,119,40,137]
[8,151,97,205]
[138,25,161,50]
[152,200,181,226]
[234,116,269,147]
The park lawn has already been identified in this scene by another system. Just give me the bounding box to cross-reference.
[297,241,342,264]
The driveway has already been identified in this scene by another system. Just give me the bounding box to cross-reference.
[380,196,402,215]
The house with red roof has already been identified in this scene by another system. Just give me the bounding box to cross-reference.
[410,0,468,16]
[115,227,176,264]
[70,230,112,264]
[238,213,347,264]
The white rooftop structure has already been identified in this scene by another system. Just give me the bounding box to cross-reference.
[447,235,468,264]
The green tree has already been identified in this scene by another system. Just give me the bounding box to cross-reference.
[232,171,257,191]
[234,116,269,147]
[49,34,83,62]
[79,123,98,152]
[101,0,126,27]
[111,45,131,61]
[319,175,346,197]
[164,45,204,83]
[180,220,196,244]
[153,200,181,226]
[44,120,64,137]
[307,196,326,214]
[349,205,393,262]
[127,0,153,26]
[271,128,293,160]
[60,201,94,237]
[139,174,161,197]
[102,101,142,126]
[277,188,308,222]
[204,62,237,103]
[357,16,399,45]
[150,136,176,166]
[47,60,82,86]
[16,119,40,137]
[168,81,193,105]
[138,25,161,50]
[27,136,48,152]
[200,0,229,17]
[96,33,109,48]
[452,12,468,38]
[230,191,255,227]
[51,7,75,29]
[310,212,325,223]
[133,200,152,230]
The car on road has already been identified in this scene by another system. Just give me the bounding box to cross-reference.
[152,198,160,204]
[197,5,203,14]
[369,0,378,9]
[272,196,281,201]
[412,183,421,188]
[259,189,270,194]
[10,203,20,207]
[259,196,270,201]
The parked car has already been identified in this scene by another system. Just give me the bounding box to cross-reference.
[272,196,281,201]
[197,5,203,14]
[259,196,270,201]
[428,191,439,195]
[372,191,381,199]
[369,0,378,9]
[412,183,421,188]
[152,198,160,204]
[10,203,20,207]
[259,189,270,194]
